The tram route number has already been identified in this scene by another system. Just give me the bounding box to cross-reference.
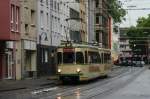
[89,66,100,72]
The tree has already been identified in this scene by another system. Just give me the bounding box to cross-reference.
[126,15,150,55]
[108,0,126,23]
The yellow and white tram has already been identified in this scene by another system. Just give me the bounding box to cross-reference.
[57,41,112,82]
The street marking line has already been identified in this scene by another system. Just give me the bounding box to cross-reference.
[31,87,58,95]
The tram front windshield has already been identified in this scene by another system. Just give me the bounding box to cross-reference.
[63,52,75,63]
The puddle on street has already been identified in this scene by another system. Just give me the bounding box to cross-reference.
[56,88,81,99]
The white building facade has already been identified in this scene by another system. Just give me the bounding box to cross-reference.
[50,0,70,46]
[87,0,95,43]
[37,0,70,76]
[37,0,54,76]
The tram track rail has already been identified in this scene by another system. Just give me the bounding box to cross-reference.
[85,67,145,99]
[0,67,143,99]
[37,67,141,99]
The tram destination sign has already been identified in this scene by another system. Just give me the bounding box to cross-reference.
[63,48,74,52]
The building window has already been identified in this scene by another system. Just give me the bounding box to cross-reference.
[40,10,44,29]
[95,0,99,8]
[99,16,102,25]
[46,13,49,29]
[40,0,43,3]
[75,0,79,3]
[57,3,59,11]
[45,50,48,63]
[46,0,49,7]
[54,1,57,10]
[11,5,15,31]
[25,24,29,33]
[96,14,99,24]
[31,10,35,25]
[50,0,53,9]
[51,16,54,31]
[16,7,19,32]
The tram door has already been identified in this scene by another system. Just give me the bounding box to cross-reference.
[5,52,13,79]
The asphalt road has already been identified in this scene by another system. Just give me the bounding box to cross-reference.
[0,66,145,99]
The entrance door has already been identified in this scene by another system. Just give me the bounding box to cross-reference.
[0,54,3,79]
[5,52,13,79]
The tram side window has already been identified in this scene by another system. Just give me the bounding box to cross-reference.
[108,53,111,63]
[99,53,102,63]
[63,52,75,63]
[76,52,84,64]
[85,51,88,64]
[105,53,111,63]
[104,53,107,63]
[107,54,109,63]
[101,53,104,64]
[95,52,100,63]
[88,52,100,63]
[57,52,62,64]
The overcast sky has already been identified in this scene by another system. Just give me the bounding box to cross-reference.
[119,0,150,27]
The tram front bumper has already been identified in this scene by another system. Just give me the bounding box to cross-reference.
[59,74,82,81]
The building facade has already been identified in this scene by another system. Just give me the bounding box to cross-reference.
[79,0,88,42]
[67,0,88,42]
[119,28,132,63]
[19,0,37,79]
[0,0,113,80]
[37,0,70,76]
[87,0,95,43]
[51,0,70,46]
[0,0,20,80]
[88,0,112,49]
[37,0,53,76]
[111,25,120,62]
[68,0,81,42]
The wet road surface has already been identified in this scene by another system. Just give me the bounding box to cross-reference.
[0,66,145,99]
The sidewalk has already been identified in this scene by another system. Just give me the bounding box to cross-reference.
[0,76,58,92]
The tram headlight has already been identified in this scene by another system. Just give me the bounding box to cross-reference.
[76,68,81,73]
[58,69,61,73]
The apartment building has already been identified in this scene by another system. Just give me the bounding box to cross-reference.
[79,0,88,42]
[37,0,52,76]
[37,0,70,76]
[119,28,132,63]
[0,0,20,80]
[88,0,112,49]
[66,0,88,42]
[87,0,95,43]
[19,0,37,79]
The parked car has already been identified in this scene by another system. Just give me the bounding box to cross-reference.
[141,61,145,65]
[134,61,144,67]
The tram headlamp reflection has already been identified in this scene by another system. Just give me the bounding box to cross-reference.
[58,69,61,73]
[77,68,81,73]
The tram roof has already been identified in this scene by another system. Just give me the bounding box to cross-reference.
[58,41,110,51]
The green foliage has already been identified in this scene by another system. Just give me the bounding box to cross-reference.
[113,42,119,51]
[108,0,126,23]
[126,15,150,55]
